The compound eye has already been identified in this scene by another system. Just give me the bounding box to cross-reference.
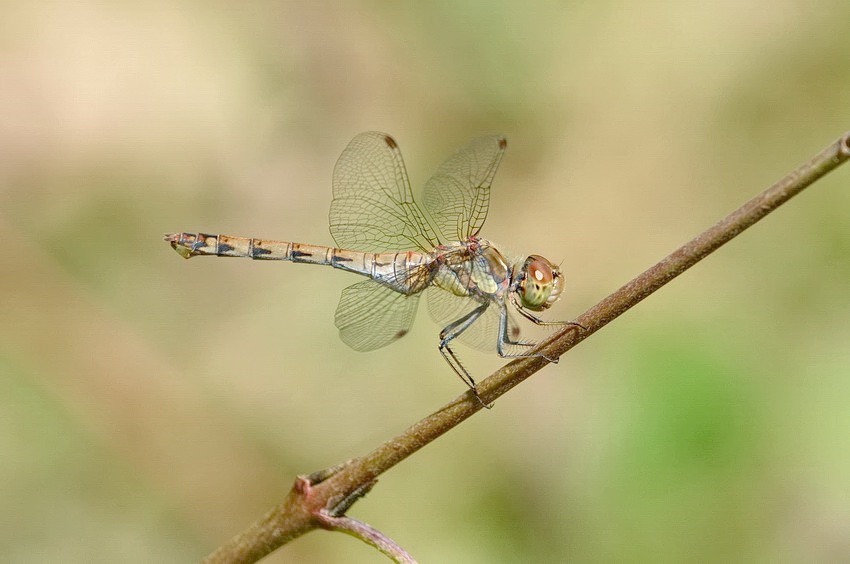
[528,257,554,286]
[518,255,556,310]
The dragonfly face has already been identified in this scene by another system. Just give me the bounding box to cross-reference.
[166,132,581,406]
[513,255,565,311]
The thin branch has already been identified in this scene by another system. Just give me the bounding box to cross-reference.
[201,132,850,564]
[318,513,418,564]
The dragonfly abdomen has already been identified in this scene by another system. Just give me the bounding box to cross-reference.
[167,233,356,265]
[166,233,321,261]
[165,233,432,293]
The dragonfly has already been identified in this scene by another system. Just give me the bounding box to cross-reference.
[166,132,580,406]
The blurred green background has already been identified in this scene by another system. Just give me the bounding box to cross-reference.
[2,2,849,562]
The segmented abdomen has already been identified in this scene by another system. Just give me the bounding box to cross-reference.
[165,232,433,294]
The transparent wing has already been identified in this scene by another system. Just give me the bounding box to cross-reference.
[422,135,506,241]
[426,286,528,356]
[335,279,421,352]
[330,132,439,253]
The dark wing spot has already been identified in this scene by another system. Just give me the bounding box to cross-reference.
[382,135,398,149]
[395,329,408,339]
[498,137,507,150]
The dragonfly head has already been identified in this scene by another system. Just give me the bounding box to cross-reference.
[515,255,565,311]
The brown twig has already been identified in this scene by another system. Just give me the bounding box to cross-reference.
[201,132,850,563]
[318,513,418,564]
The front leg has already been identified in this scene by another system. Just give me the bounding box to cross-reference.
[502,294,584,363]
[509,292,585,329]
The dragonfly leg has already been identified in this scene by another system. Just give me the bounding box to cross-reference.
[438,302,490,407]
[496,305,539,358]
[501,322,536,349]
[511,293,586,330]
[502,296,585,363]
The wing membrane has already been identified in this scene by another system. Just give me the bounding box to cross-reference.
[422,135,506,241]
[330,132,439,253]
[335,279,421,352]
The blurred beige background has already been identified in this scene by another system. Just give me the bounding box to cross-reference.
[2,2,849,562]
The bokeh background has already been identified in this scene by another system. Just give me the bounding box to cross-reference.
[2,2,849,562]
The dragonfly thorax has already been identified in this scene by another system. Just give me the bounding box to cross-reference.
[434,238,512,299]
[512,255,565,311]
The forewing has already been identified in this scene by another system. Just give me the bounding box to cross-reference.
[335,279,421,352]
[330,132,439,253]
[422,135,506,241]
